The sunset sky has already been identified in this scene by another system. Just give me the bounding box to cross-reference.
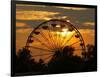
[16,4,95,57]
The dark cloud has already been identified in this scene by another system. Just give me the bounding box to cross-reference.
[16,4,95,30]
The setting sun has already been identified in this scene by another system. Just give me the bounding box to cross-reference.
[56,28,74,37]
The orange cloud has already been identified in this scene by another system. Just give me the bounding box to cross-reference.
[56,6,88,11]
[16,22,28,27]
[16,10,59,20]
[83,22,95,27]
[16,28,32,33]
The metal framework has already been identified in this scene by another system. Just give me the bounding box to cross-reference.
[25,19,86,63]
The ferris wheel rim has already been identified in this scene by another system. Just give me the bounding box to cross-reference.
[25,19,86,61]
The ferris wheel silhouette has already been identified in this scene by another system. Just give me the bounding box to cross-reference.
[25,19,86,63]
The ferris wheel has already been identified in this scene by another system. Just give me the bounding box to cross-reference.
[25,19,86,63]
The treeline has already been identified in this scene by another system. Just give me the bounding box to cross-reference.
[15,44,97,75]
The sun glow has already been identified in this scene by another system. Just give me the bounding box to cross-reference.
[56,28,73,37]
[56,25,61,28]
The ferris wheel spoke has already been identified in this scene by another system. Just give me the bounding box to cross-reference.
[55,31,58,48]
[34,37,52,49]
[60,36,67,49]
[48,23,59,49]
[61,32,70,47]
[57,32,62,49]
[49,22,60,49]
[32,53,54,57]
[43,54,53,61]
[58,24,66,47]
[50,21,60,48]
[74,48,83,51]
[60,36,68,49]
[47,25,57,49]
[75,48,85,51]
[30,46,54,52]
[58,32,65,48]
[55,29,61,48]
[68,41,80,47]
[62,32,76,48]
[40,29,55,49]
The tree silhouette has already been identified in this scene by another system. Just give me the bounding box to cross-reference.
[83,44,97,71]
[47,46,84,73]
[63,46,75,56]
[16,48,33,73]
[16,48,47,74]
[86,44,95,59]
[15,44,96,75]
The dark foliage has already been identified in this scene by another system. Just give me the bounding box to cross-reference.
[15,44,97,75]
